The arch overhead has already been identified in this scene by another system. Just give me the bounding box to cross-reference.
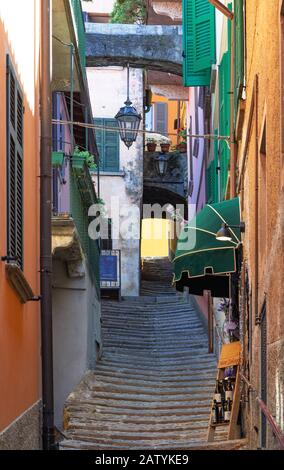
[86,23,182,75]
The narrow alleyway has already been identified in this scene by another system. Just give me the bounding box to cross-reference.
[60,258,224,450]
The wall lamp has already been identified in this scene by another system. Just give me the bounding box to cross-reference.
[216,222,245,242]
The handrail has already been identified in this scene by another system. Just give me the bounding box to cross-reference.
[240,373,284,449]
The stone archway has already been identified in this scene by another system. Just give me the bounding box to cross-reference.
[86,23,182,75]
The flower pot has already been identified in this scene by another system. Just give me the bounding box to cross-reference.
[72,154,86,169]
[160,143,170,153]
[177,143,187,153]
[146,142,157,152]
[52,151,65,166]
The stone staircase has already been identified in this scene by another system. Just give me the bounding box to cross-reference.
[60,258,246,450]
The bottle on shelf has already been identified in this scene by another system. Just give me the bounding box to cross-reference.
[224,399,231,422]
[217,400,224,423]
[212,400,219,424]
[214,380,222,403]
[225,378,234,401]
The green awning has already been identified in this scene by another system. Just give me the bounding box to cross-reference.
[173,198,241,297]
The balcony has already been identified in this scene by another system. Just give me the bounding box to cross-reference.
[52,161,100,294]
[52,0,86,93]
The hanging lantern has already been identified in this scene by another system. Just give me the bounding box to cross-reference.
[115,64,142,149]
[154,152,169,178]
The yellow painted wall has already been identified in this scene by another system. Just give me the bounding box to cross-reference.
[141,219,172,258]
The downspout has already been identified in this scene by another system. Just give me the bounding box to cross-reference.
[40,0,55,450]
[254,76,260,324]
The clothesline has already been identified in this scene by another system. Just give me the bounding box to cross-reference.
[52,118,231,145]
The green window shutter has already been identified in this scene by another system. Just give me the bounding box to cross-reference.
[234,0,244,114]
[6,56,24,269]
[94,118,119,172]
[103,119,119,172]
[192,0,216,72]
[219,52,231,200]
[182,0,215,87]
[94,118,104,167]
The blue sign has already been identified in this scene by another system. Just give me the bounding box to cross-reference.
[100,255,118,282]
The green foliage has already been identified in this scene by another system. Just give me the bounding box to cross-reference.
[110,0,147,24]
[73,146,97,169]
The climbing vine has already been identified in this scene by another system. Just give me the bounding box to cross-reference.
[110,0,147,24]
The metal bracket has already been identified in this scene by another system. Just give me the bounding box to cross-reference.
[30,296,42,302]
[1,255,19,262]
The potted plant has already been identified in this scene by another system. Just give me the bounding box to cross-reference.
[160,136,171,153]
[52,151,65,166]
[177,129,187,153]
[146,137,157,152]
[72,146,97,171]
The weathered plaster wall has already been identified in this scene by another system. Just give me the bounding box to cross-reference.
[87,67,144,297]
[239,0,284,449]
[52,259,101,429]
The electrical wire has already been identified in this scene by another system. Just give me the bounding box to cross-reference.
[52,118,231,146]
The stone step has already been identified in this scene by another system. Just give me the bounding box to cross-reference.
[61,259,224,450]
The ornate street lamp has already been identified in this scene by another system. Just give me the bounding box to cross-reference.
[115,64,142,149]
[154,152,169,178]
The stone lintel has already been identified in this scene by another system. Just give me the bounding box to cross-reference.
[52,216,85,278]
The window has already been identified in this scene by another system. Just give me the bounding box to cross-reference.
[259,120,267,265]
[182,0,216,87]
[154,102,168,136]
[6,56,24,269]
[94,118,120,172]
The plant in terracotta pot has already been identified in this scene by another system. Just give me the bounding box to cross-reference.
[146,137,157,152]
[160,136,171,153]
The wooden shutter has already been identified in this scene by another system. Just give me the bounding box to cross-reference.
[154,102,168,135]
[94,118,119,172]
[94,118,104,167]
[234,0,244,114]
[219,51,231,200]
[182,0,215,87]
[192,0,216,72]
[6,56,24,269]
[104,119,119,172]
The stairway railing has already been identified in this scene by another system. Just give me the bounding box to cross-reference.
[240,373,284,450]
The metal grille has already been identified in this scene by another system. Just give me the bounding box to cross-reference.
[260,301,267,448]
[70,167,100,294]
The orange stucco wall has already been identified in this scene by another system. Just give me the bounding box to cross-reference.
[0,1,41,432]
[151,94,179,146]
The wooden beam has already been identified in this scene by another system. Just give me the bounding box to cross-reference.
[208,0,234,20]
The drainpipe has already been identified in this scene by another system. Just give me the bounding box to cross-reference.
[254,76,260,324]
[40,0,55,450]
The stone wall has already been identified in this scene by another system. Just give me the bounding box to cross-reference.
[0,401,41,450]
[239,0,284,449]
[52,259,102,429]
[88,67,144,297]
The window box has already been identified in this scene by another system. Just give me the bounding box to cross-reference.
[52,151,65,166]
